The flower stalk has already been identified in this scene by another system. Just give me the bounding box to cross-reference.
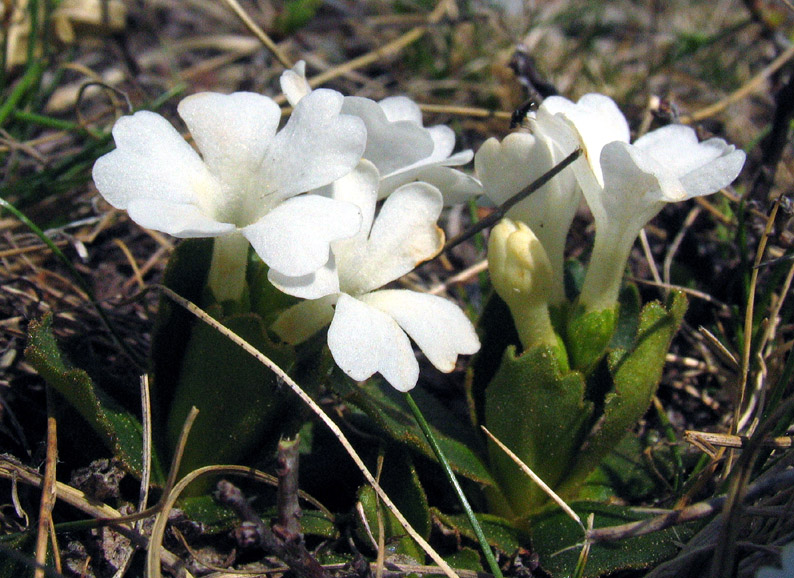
[207,232,250,303]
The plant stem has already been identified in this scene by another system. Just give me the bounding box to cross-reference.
[404,393,503,578]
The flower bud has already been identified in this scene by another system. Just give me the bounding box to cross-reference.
[488,219,565,364]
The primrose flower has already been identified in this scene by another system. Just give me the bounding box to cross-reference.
[474,101,589,302]
[92,89,367,301]
[270,161,480,392]
[546,95,745,312]
[281,62,481,204]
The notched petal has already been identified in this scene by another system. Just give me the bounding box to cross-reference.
[341,182,444,294]
[243,195,361,277]
[92,110,227,235]
[361,290,480,373]
[342,96,434,175]
[327,294,419,392]
[263,89,367,200]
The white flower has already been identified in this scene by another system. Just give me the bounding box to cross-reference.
[474,100,589,302]
[281,61,481,204]
[545,94,745,311]
[92,89,367,300]
[271,161,480,392]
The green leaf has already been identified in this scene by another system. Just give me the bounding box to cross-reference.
[165,312,299,478]
[444,547,483,571]
[565,305,618,375]
[150,237,214,452]
[577,435,661,502]
[356,485,424,562]
[378,447,432,540]
[432,510,526,554]
[610,284,641,351]
[530,501,697,577]
[469,292,522,427]
[484,345,592,518]
[334,378,495,486]
[559,292,688,497]
[180,495,338,538]
[352,447,430,560]
[24,314,164,482]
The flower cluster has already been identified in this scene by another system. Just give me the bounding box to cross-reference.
[476,93,745,350]
[92,62,480,391]
[93,62,746,389]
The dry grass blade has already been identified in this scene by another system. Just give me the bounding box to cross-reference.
[0,456,185,570]
[218,0,292,68]
[682,43,794,123]
[698,326,739,371]
[481,426,584,532]
[34,396,59,578]
[735,196,782,437]
[585,467,794,544]
[685,430,793,452]
[156,285,460,578]
[300,0,453,92]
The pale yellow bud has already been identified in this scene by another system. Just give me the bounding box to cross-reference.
[488,219,562,355]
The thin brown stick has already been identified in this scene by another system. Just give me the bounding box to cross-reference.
[218,479,330,578]
[155,285,459,578]
[586,468,794,544]
[685,430,794,453]
[303,0,452,90]
[419,103,512,120]
[735,197,781,434]
[275,437,303,538]
[681,43,794,123]
[218,0,293,68]
[34,392,59,578]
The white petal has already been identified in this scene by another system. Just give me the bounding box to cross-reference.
[475,132,552,207]
[360,290,480,373]
[262,89,367,200]
[92,111,227,234]
[381,165,482,205]
[541,93,630,186]
[269,254,340,299]
[325,160,380,272]
[242,194,360,277]
[380,128,473,189]
[441,149,475,167]
[280,60,312,106]
[597,141,680,231]
[632,125,708,175]
[271,295,337,345]
[426,125,456,160]
[474,130,579,293]
[327,293,418,391]
[177,92,281,190]
[633,125,745,198]
[342,96,434,175]
[678,147,745,199]
[340,182,444,295]
[126,199,235,237]
[378,96,423,125]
